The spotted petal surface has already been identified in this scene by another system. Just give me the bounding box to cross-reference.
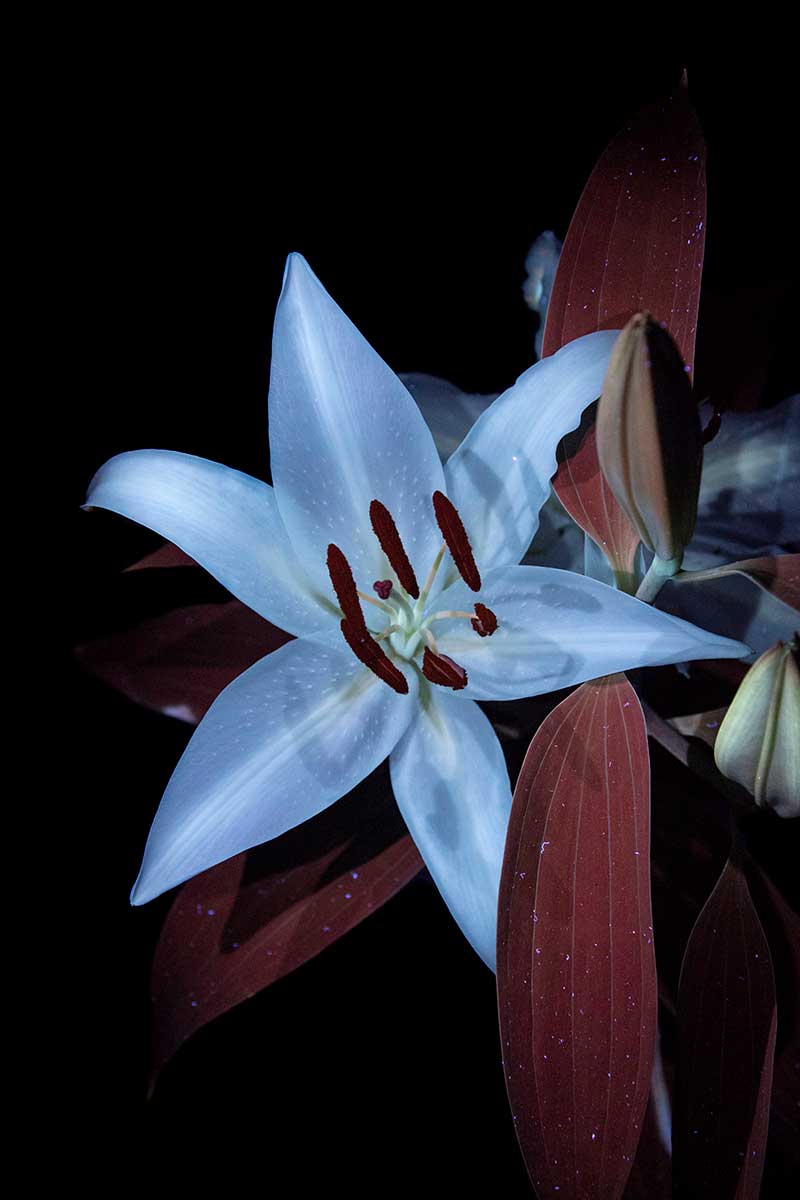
[132,638,418,904]
[433,566,749,701]
[85,450,327,637]
[444,331,618,574]
[268,254,446,602]
[390,693,512,970]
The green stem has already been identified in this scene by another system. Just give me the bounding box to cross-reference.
[635,554,683,604]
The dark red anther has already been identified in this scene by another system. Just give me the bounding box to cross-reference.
[432,491,481,591]
[422,647,468,691]
[470,602,498,638]
[339,619,409,695]
[369,500,420,598]
[373,580,393,600]
[327,544,366,630]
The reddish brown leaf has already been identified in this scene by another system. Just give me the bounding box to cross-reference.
[673,857,777,1198]
[76,600,292,723]
[150,770,423,1091]
[125,542,198,570]
[622,1086,672,1199]
[497,675,657,1199]
[542,77,706,580]
[746,868,800,1173]
[676,553,800,612]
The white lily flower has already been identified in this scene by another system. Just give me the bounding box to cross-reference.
[85,254,748,970]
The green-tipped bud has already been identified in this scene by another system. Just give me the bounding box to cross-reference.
[596,313,702,567]
[714,639,800,818]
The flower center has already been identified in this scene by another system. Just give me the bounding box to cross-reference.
[326,491,498,694]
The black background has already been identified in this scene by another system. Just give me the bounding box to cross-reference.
[63,40,797,1196]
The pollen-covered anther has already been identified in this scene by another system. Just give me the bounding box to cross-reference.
[373,580,393,600]
[339,619,409,695]
[369,500,419,598]
[432,491,481,591]
[471,602,498,638]
[327,543,366,630]
[422,647,468,691]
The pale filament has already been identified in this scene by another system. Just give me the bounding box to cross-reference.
[374,624,403,641]
[422,610,474,628]
[356,590,394,613]
[417,541,447,608]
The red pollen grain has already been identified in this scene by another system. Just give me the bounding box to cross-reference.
[326,544,365,630]
[432,491,481,591]
[471,602,498,637]
[422,647,468,691]
[339,619,409,694]
[373,580,393,600]
[369,500,420,598]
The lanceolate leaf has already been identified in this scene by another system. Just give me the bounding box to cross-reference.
[673,856,777,1199]
[77,600,291,723]
[497,675,657,1199]
[747,869,800,1172]
[542,77,706,580]
[675,553,800,612]
[150,769,423,1092]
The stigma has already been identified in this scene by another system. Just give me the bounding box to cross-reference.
[326,492,498,693]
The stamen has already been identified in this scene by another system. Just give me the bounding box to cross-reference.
[357,589,394,613]
[369,500,420,598]
[471,602,498,638]
[424,610,475,624]
[373,580,393,600]
[422,647,469,691]
[419,541,446,606]
[375,624,403,641]
[327,544,366,630]
[432,491,481,591]
[422,628,438,652]
[339,619,409,694]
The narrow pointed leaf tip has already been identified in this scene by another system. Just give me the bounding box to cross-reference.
[149,782,423,1089]
[543,78,706,577]
[497,674,656,1199]
[673,858,776,1199]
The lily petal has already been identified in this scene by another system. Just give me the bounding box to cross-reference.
[444,331,618,573]
[86,450,329,637]
[390,692,511,970]
[400,373,497,462]
[131,636,418,904]
[433,566,749,701]
[269,254,446,598]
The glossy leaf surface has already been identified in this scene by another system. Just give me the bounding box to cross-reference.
[150,769,423,1090]
[498,675,656,1198]
[673,857,777,1198]
[542,78,706,578]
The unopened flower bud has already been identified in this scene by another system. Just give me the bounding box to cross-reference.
[714,639,799,818]
[596,313,702,568]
